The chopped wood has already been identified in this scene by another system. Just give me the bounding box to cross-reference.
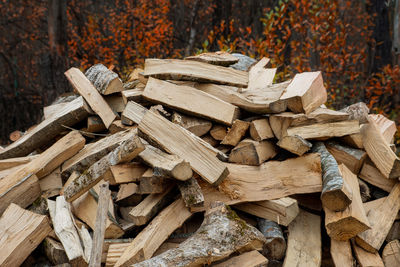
[114,198,193,267]
[171,112,212,136]
[0,96,89,159]
[65,67,116,128]
[138,169,171,194]
[0,203,51,267]
[143,78,240,125]
[247,57,276,90]
[359,159,396,192]
[210,124,228,140]
[326,140,367,174]
[352,241,384,267]
[86,116,106,133]
[229,138,278,165]
[39,168,63,198]
[277,135,312,156]
[234,197,299,226]
[138,110,229,185]
[9,130,23,142]
[283,209,321,267]
[104,94,126,113]
[340,133,364,149]
[360,117,400,178]
[177,176,204,207]
[382,239,400,267]
[201,134,219,147]
[109,120,136,134]
[257,218,286,260]
[128,67,144,82]
[249,118,274,141]
[0,154,38,171]
[85,63,123,95]
[144,58,249,87]
[184,51,239,66]
[369,114,397,143]
[221,119,250,146]
[133,201,266,267]
[115,183,139,202]
[386,220,400,242]
[106,162,147,185]
[106,243,132,267]
[213,250,269,267]
[121,88,145,104]
[330,239,354,267]
[43,102,70,120]
[43,237,69,265]
[339,102,369,123]
[121,101,148,125]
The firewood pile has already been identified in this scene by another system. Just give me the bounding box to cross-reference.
[1,51,400,267]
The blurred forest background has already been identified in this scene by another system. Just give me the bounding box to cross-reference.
[0,0,399,145]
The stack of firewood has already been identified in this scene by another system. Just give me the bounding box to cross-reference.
[0,51,399,267]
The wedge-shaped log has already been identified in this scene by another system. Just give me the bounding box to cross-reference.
[177,176,204,207]
[0,155,38,171]
[63,132,144,201]
[341,133,364,149]
[229,139,278,166]
[144,58,248,87]
[257,218,286,260]
[352,241,384,267]
[213,250,268,267]
[184,51,239,66]
[105,94,125,113]
[86,116,106,133]
[283,210,321,267]
[360,117,400,179]
[249,118,274,141]
[277,135,312,156]
[247,57,276,90]
[138,169,172,194]
[287,120,360,140]
[0,96,89,159]
[0,203,52,266]
[115,199,193,267]
[279,71,327,114]
[171,112,212,136]
[122,88,144,104]
[382,240,400,267]
[107,162,147,185]
[355,183,400,252]
[65,67,116,128]
[340,102,369,123]
[326,140,367,174]
[143,78,239,125]
[122,101,148,125]
[330,240,353,267]
[221,119,250,146]
[369,114,397,143]
[210,124,228,140]
[312,142,352,211]
[85,63,123,95]
[133,201,266,267]
[138,110,229,185]
[359,159,397,192]
[324,164,370,241]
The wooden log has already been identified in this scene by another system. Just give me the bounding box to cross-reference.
[257,218,286,260]
[330,240,353,267]
[122,101,148,125]
[363,197,400,221]
[369,114,397,143]
[339,102,369,123]
[114,198,193,267]
[325,140,367,174]
[39,168,63,198]
[128,67,144,81]
[65,67,116,128]
[202,134,219,147]
[138,143,192,181]
[128,186,174,226]
[143,78,240,125]
[63,132,144,202]
[43,102,70,120]
[324,164,370,241]
[109,120,136,134]
[0,154,38,171]
[132,201,266,267]
[86,116,106,133]
[61,130,131,181]
[213,250,269,267]
[341,133,364,149]
[104,94,126,113]
[106,243,132,267]
[43,237,69,265]
[229,139,278,166]
[277,135,312,156]
[0,96,89,159]
[360,117,400,178]
[122,88,145,104]
[144,58,248,87]
[89,182,111,267]
[184,51,239,66]
[283,209,321,267]
[355,183,400,252]
[387,220,400,242]
[138,169,171,194]
[171,112,212,137]
[247,57,276,91]
[0,203,52,267]
[48,197,88,266]
[249,118,274,141]
[106,162,147,185]
[352,241,384,267]
[382,239,400,267]
[287,120,360,140]
[138,110,229,185]
[85,63,123,95]
[359,159,396,192]
[221,119,250,146]
[115,183,139,202]
[177,176,204,207]
[234,197,299,226]
[210,125,228,140]
[312,142,353,211]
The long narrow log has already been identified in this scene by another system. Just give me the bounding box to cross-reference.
[257,218,286,260]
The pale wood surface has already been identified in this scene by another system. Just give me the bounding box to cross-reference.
[359,159,396,192]
[369,113,397,143]
[330,239,354,267]
[115,183,139,202]
[249,118,274,141]
[104,94,126,113]
[0,155,38,171]
[107,162,147,184]
[121,88,144,104]
[43,102,70,120]
[106,243,132,267]
[221,119,250,146]
[171,112,212,136]
[352,241,384,267]
[326,140,367,174]
[184,51,239,66]
[287,120,360,140]
[247,57,276,90]
[213,250,269,267]
[277,135,312,156]
[340,102,369,123]
[229,139,278,165]
[210,124,228,140]
[121,100,148,125]
[65,67,116,128]
[341,133,364,149]
[39,168,63,198]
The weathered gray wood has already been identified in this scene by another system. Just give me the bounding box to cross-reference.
[339,102,369,123]
[177,176,204,207]
[121,101,147,125]
[257,218,286,260]
[326,140,367,174]
[43,237,69,265]
[85,63,123,95]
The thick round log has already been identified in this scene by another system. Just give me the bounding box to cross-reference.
[257,218,286,260]
[85,63,123,95]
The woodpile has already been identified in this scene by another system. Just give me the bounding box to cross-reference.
[1,51,399,267]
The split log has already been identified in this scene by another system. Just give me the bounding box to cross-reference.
[201,134,219,147]
[133,201,266,267]
[177,176,204,207]
[257,218,286,260]
[369,114,397,143]
[279,71,327,114]
[43,102,70,120]
[229,139,278,165]
[330,240,353,267]
[171,112,212,136]
[115,183,141,205]
[65,67,116,128]
[230,53,257,70]
[114,199,193,267]
[213,250,269,267]
[0,154,38,171]
[121,88,145,104]
[78,225,93,263]
[359,159,396,192]
[106,162,147,185]
[106,243,132,267]
[210,125,228,140]
[86,116,106,133]
[277,135,312,156]
[184,51,239,66]
[138,143,192,181]
[63,132,144,202]
[138,169,172,194]
[122,101,148,125]
[312,142,352,211]
[221,119,250,146]
[324,164,370,241]
[363,197,400,221]
[104,94,126,113]
[0,96,89,159]
[355,183,400,252]
[360,117,400,178]
[340,133,364,149]
[109,120,136,134]
[142,78,240,125]
[382,240,400,267]
[234,197,299,226]
[144,58,249,87]
[48,197,88,266]
[249,118,274,141]
[43,237,69,265]
[283,209,321,267]
[39,168,63,198]
[326,140,367,174]
[128,186,174,226]
[247,57,276,90]
[339,102,369,123]
[0,203,51,267]
[192,153,322,212]
[352,241,384,267]
[138,110,229,185]
[387,220,400,242]
[85,63,123,95]
[128,67,144,81]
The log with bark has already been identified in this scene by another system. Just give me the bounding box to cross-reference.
[85,63,123,95]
